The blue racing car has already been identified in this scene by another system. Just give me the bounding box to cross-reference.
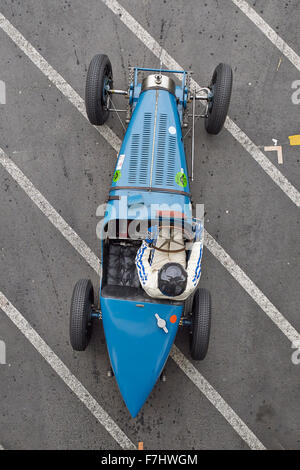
[69,55,232,417]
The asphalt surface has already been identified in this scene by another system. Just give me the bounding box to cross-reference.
[0,0,299,450]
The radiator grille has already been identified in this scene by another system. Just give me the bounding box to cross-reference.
[154,114,167,186]
[139,112,152,185]
[166,135,176,187]
[127,111,180,189]
[128,134,140,184]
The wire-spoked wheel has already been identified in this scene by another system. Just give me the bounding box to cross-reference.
[69,279,94,351]
[190,288,211,360]
[205,63,233,135]
[85,54,113,125]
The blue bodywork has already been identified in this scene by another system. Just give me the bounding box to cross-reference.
[101,297,183,417]
[100,68,193,417]
[112,89,188,191]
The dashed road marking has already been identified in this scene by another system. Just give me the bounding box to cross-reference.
[101,0,300,208]
[231,0,300,72]
[171,346,266,450]
[0,291,136,450]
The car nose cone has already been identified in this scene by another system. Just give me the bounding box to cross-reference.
[100,297,182,417]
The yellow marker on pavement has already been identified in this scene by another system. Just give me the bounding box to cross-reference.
[289,135,300,146]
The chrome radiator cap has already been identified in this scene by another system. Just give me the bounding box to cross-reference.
[141,74,176,96]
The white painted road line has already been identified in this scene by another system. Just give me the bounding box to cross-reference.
[204,231,300,344]
[101,0,300,208]
[0,151,266,450]
[231,0,300,72]
[171,346,265,450]
[0,291,136,450]
[0,12,121,153]
[0,147,101,276]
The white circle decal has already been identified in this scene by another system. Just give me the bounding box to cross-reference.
[168,126,176,135]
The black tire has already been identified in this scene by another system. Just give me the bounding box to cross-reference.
[70,279,94,351]
[205,63,233,135]
[85,54,113,125]
[190,288,211,360]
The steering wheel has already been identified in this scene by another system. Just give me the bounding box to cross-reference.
[147,225,194,254]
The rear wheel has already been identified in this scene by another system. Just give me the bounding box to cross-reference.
[85,54,113,125]
[190,288,211,360]
[205,63,233,135]
[70,279,94,351]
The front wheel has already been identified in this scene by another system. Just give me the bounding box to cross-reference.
[190,288,211,360]
[85,54,113,125]
[205,63,233,135]
[70,279,94,351]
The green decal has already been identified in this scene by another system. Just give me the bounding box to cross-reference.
[175,171,187,188]
[113,170,121,182]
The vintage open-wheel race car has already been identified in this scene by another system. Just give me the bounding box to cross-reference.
[69,54,232,417]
